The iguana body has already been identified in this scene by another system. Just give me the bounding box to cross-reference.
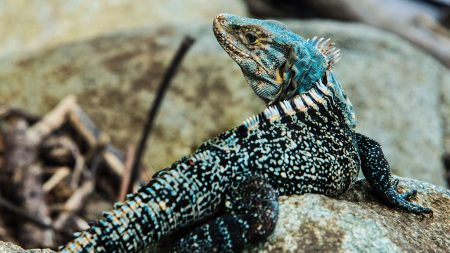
[61,14,431,253]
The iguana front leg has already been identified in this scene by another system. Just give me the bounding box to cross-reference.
[171,176,279,253]
[355,133,432,214]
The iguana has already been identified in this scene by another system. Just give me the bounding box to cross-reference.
[61,14,432,253]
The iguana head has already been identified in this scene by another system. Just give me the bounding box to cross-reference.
[213,13,341,104]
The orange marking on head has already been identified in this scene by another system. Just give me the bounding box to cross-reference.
[274,68,284,85]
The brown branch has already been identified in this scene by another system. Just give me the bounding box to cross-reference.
[53,170,95,231]
[22,164,54,247]
[127,36,195,193]
[101,148,125,176]
[4,119,54,247]
[443,153,450,187]
[2,98,109,246]
[27,96,77,142]
[43,167,71,193]
[0,104,41,124]
[27,95,108,151]
[118,145,136,201]
[0,196,71,237]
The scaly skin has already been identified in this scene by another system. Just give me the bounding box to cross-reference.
[212,13,431,216]
[61,14,431,253]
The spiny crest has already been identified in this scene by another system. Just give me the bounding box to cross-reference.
[301,93,318,110]
[241,75,335,131]
[317,79,332,96]
[292,96,307,112]
[280,100,295,115]
[309,89,326,106]
[307,36,341,70]
[263,106,281,122]
[243,115,260,130]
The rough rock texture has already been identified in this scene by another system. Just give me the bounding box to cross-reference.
[442,73,450,155]
[0,21,447,185]
[248,177,450,253]
[0,0,247,58]
[442,72,450,185]
[0,241,54,253]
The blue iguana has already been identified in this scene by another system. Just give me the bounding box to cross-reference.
[61,14,431,253]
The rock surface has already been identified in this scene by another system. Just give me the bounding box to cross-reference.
[0,241,54,253]
[0,0,247,58]
[249,177,450,253]
[441,73,450,155]
[0,20,447,185]
[2,177,448,252]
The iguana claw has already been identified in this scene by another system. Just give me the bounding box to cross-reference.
[384,186,432,215]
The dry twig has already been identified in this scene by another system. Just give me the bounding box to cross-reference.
[53,170,95,231]
[4,119,54,247]
[0,196,70,237]
[118,145,136,201]
[128,36,196,193]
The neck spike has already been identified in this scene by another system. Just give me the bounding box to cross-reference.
[308,36,341,70]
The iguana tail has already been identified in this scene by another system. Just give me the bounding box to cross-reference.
[61,150,227,253]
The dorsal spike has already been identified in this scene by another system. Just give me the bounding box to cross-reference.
[280,100,295,115]
[241,71,339,133]
[293,96,307,112]
[333,56,342,64]
[309,36,342,69]
[309,88,324,104]
[301,94,319,110]
[324,42,335,53]
[327,48,339,57]
[316,37,324,46]
[263,106,281,122]
[318,38,331,50]
[317,80,332,96]
[243,115,260,130]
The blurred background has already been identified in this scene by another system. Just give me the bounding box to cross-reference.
[0,0,449,250]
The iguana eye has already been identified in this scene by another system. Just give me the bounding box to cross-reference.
[245,32,258,44]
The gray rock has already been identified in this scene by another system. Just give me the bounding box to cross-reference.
[0,241,54,253]
[249,177,449,253]
[0,20,447,186]
[441,71,450,155]
[0,0,248,58]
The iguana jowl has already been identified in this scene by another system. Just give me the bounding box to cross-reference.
[61,14,432,253]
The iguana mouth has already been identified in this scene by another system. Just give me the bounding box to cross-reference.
[213,20,250,59]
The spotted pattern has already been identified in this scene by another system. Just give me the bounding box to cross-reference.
[62,14,431,253]
[61,71,360,252]
[171,176,278,253]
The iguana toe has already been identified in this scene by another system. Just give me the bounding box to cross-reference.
[385,187,432,214]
